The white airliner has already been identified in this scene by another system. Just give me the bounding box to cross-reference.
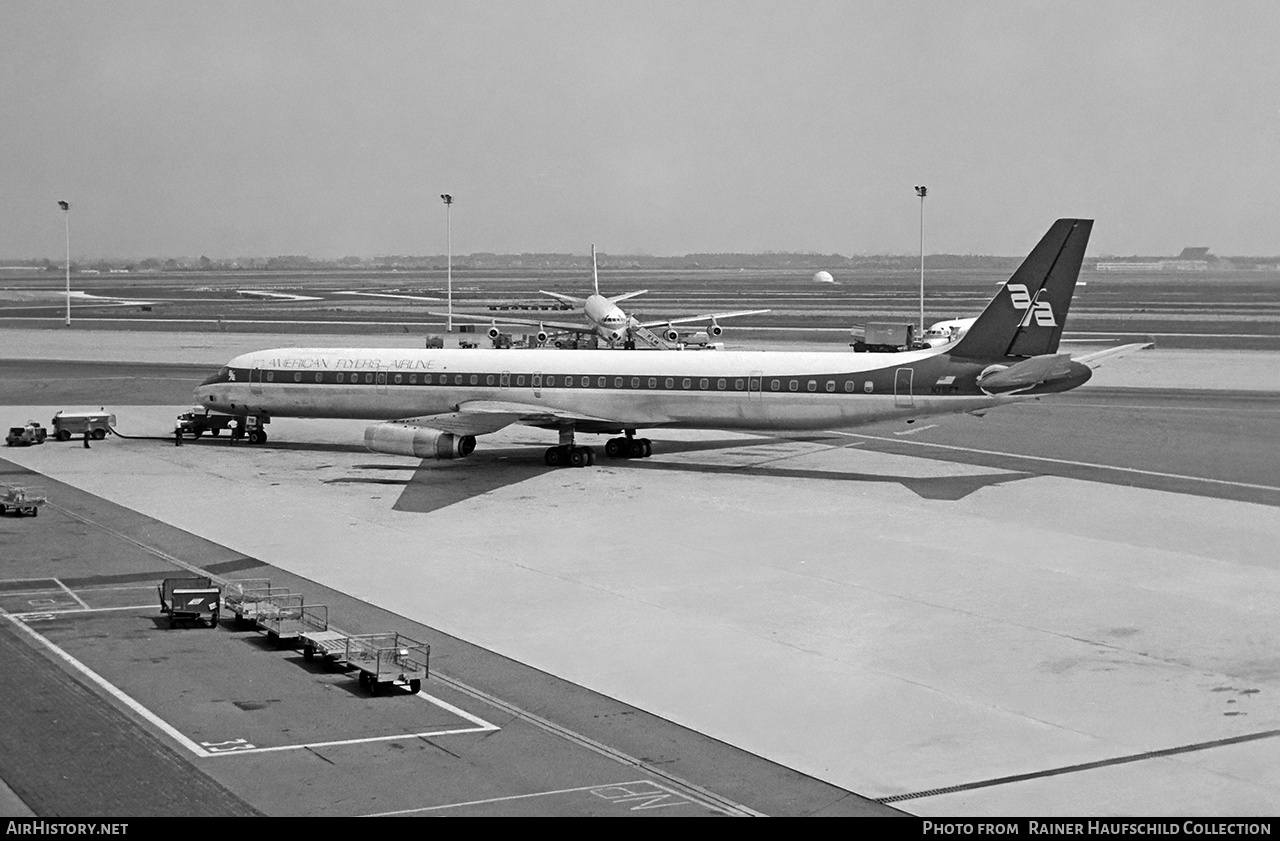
[431,245,768,349]
[196,219,1139,467]
[920,316,977,347]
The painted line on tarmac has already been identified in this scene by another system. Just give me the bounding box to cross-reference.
[366,779,698,816]
[829,432,1280,493]
[55,579,91,610]
[878,729,1280,804]
[430,671,765,817]
[203,718,498,757]
[12,604,155,618]
[4,614,213,758]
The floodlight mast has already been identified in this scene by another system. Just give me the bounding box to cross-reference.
[441,194,453,333]
[58,200,70,327]
[914,185,927,337]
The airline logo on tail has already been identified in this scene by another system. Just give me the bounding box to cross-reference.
[1008,283,1057,328]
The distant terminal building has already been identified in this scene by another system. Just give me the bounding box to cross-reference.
[1096,247,1213,271]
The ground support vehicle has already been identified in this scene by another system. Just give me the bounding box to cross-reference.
[0,485,46,517]
[158,576,222,628]
[297,605,349,665]
[51,411,116,441]
[224,579,294,628]
[6,423,47,446]
[849,322,917,352]
[175,408,239,439]
[253,592,307,645]
[342,632,429,695]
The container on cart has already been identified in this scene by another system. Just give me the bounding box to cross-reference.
[158,576,222,628]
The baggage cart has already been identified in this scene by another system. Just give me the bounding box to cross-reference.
[158,576,222,628]
[297,605,348,665]
[0,485,46,517]
[343,632,429,695]
[224,578,294,628]
[253,592,307,645]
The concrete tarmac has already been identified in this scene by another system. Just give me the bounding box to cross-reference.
[3,330,1279,816]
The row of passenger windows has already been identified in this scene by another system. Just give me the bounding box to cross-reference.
[260,370,877,393]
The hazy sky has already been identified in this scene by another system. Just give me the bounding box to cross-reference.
[4,1,1278,258]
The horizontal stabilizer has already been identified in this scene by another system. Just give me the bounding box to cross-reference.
[977,353,1074,392]
[539,290,587,306]
[1072,342,1154,369]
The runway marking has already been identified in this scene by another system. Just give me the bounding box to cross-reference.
[878,729,1280,803]
[829,432,1280,493]
[5,613,214,758]
[365,779,696,816]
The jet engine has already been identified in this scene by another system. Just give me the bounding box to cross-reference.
[663,325,680,342]
[487,323,502,340]
[535,325,549,344]
[364,423,476,459]
[708,320,723,338]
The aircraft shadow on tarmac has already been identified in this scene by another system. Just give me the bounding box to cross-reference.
[319,436,1036,513]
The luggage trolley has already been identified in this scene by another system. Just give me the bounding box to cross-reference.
[0,485,46,517]
[224,579,295,628]
[158,576,222,628]
[297,605,349,666]
[253,592,307,646]
[342,632,430,695]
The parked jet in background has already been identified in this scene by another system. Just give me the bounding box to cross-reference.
[920,316,977,347]
[197,219,1146,468]
[432,245,768,349]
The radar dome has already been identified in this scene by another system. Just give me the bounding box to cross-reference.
[812,270,834,283]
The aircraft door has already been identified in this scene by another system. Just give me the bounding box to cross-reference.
[250,363,264,395]
[894,368,914,408]
[532,372,542,399]
[748,370,763,401]
[376,370,388,395]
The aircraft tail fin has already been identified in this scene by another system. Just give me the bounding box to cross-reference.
[951,218,1093,360]
[591,244,599,296]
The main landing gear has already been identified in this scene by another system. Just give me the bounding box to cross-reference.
[545,425,595,468]
[604,436,651,459]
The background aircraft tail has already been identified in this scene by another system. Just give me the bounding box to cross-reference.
[951,218,1093,360]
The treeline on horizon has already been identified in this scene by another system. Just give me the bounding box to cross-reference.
[6,252,1280,273]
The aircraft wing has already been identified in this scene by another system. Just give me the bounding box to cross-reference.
[397,400,670,436]
[637,309,769,329]
[1071,342,1154,369]
[425,311,593,335]
[538,290,588,306]
[335,292,443,302]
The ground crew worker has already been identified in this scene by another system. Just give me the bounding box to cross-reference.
[82,431,90,449]
[174,419,183,446]
[228,418,238,445]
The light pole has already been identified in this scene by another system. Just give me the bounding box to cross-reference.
[914,185,927,338]
[440,194,453,333]
[58,200,70,327]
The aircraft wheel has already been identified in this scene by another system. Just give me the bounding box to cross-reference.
[584,447,595,466]
[641,438,652,458]
[629,440,645,458]
[544,446,563,467]
[604,438,621,458]
[569,448,585,468]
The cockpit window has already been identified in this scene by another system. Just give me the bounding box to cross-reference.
[199,367,228,386]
